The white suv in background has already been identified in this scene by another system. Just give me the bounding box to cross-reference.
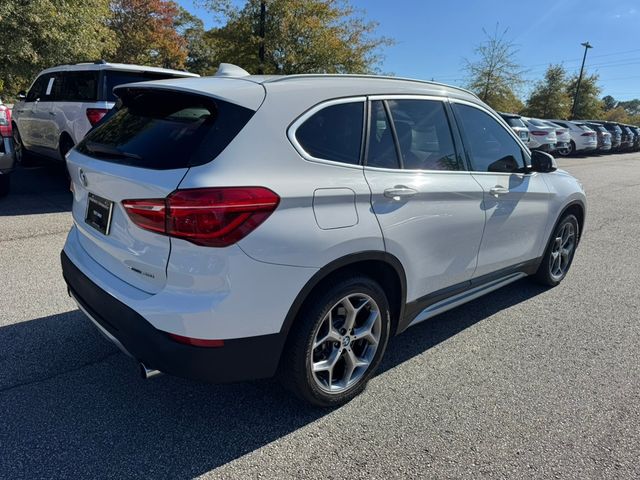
[11,61,198,163]
[546,119,598,156]
[61,66,586,406]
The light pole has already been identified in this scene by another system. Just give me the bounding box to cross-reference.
[571,41,593,119]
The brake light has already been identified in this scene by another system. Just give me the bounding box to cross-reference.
[530,131,548,136]
[122,187,280,247]
[167,332,224,347]
[0,107,11,136]
[86,108,108,126]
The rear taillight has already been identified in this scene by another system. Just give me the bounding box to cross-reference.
[530,131,548,136]
[122,187,280,247]
[86,108,108,126]
[0,107,11,136]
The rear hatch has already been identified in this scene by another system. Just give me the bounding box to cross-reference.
[67,80,262,293]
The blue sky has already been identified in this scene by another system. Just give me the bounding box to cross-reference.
[178,0,640,100]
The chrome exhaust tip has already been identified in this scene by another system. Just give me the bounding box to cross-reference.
[140,363,162,379]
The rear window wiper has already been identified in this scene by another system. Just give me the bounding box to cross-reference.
[85,141,142,160]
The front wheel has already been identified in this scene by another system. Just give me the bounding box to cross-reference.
[280,276,391,407]
[533,214,579,286]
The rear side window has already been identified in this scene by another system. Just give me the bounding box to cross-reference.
[76,89,254,170]
[103,71,187,102]
[385,99,460,171]
[453,103,526,173]
[295,101,363,164]
[58,71,98,102]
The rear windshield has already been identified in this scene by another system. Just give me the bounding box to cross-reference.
[504,117,525,128]
[76,89,254,170]
[577,124,592,132]
[103,71,190,102]
[527,119,547,127]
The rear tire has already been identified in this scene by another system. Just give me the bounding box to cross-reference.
[533,214,579,287]
[280,275,391,407]
[59,134,75,160]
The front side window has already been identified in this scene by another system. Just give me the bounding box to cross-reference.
[26,75,48,102]
[295,101,363,165]
[453,103,526,173]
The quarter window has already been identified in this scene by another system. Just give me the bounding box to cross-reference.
[452,103,526,173]
[295,101,364,165]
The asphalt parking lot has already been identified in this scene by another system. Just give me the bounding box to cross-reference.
[1,153,639,479]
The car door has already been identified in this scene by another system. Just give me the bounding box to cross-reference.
[15,75,48,148]
[38,73,61,151]
[450,101,552,278]
[363,97,486,304]
[27,73,57,154]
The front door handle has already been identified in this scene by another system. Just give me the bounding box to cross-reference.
[384,186,418,200]
[489,185,509,197]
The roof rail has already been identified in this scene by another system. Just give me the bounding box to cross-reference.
[71,59,107,65]
[262,73,478,98]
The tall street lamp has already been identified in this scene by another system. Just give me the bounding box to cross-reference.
[571,41,593,119]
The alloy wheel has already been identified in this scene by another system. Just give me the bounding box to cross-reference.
[310,293,382,394]
[549,222,576,280]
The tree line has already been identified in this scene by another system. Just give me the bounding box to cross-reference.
[465,26,640,124]
[0,0,391,99]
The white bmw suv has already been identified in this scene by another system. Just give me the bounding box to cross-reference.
[61,65,586,407]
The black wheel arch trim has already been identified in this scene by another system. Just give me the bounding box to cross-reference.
[278,251,408,340]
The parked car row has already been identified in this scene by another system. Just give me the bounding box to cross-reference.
[0,97,15,196]
[499,112,640,157]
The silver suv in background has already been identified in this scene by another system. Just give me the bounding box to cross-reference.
[522,117,557,152]
[11,61,198,163]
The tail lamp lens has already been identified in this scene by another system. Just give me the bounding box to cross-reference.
[122,187,280,247]
[86,108,109,126]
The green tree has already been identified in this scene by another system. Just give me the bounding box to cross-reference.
[602,95,617,112]
[200,0,392,74]
[175,8,218,75]
[618,99,640,116]
[108,0,188,69]
[567,73,603,120]
[464,25,525,112]
[0,0,115,98]
[602,106,630,123]
[522,65,571,119]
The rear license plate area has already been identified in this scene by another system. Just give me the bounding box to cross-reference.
[85,193,114,235]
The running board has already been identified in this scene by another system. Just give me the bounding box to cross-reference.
[408,272,527,328]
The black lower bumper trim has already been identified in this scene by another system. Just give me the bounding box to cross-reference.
[61,251,286,383]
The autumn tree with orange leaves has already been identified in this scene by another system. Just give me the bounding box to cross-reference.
[108,0,188,69]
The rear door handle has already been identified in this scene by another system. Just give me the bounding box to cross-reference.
[384,186,418,200]
[489,185,509,197]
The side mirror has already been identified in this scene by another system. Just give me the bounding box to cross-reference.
[530,150,557,173]
[18,91,26,100]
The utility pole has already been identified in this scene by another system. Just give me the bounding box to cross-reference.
[258,1,266,74]
[571,41,593,119]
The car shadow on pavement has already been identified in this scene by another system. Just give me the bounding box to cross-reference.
[0,279,547,478]
[0,159,71,216]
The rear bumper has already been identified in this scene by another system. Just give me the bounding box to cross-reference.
[61,250,286,383]
[0,136,16,173]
